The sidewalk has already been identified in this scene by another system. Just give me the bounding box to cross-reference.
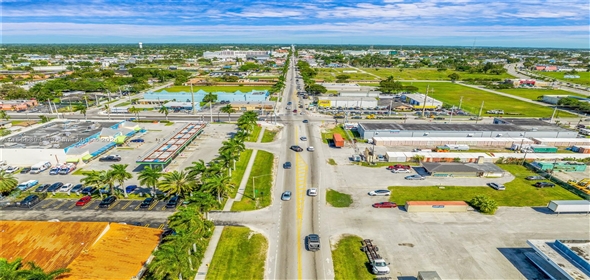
[194,126,265,279]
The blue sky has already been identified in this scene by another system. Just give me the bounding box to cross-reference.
[2,0,589,48]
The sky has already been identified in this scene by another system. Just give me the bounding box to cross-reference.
[1,0,589,48]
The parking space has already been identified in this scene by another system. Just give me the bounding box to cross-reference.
[1,197,183,213]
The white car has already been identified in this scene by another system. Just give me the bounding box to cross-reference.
[488,182,506,191]
[5,166,20,174]
[59,183,74,192]
[300,136,307,141]
[307,188,318,196]
[307,146,315,152]
[392,168,411,173]
[368,190,391,196]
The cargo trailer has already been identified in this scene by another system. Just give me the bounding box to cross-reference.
[547,200,590,214]
[333,133,344,148]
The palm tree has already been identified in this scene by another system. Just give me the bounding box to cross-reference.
[216,151,234,177]
[168,207,203,234]
[220,104,235,122]
[20,262,70,280]
[0,110,10,121]
[104,104,111,120]
[110,164,133,197]
[129,106,140,120]
[138,166,162,196]
[0,258,25,279]
[185,160,207,184]
[158,170,196,198]
[146,242,193,280]
[80,170,113,198]
[202,93,217,103]
[158,106,169,121]
[203,175,232,202]
[185,192,220,216]
[73,104,88,120]
[0,170,18,195]
[234,130,248,142]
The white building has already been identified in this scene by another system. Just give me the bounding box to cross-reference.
[203,50,269,59]
[317,97,378,108]
[401,93,443,109]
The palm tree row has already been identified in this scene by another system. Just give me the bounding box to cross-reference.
[0,258,70,280]
[0,170,19,195]
[80,164,133,198]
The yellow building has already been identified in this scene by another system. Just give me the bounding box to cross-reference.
[231,101,275,112]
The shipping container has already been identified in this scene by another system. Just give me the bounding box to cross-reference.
[532,146,558,153]
[111,107,129,113]
[547,200,590,214]
[333,133,344,148]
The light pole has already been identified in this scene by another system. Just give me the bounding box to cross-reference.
[252,174,272,199]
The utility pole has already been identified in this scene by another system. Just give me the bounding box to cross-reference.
[190,84,196,116]
[550,106,558,123]
[47,99,54,115]
[421,85,429,118]
[475,101,484,124]
[450,96,463,123]
[388,98,393,117]
[209,101,213,123]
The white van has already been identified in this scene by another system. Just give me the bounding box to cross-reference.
[30,161,51,174]
[17,180,39,191]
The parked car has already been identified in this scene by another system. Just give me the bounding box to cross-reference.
[5,166,20,174]
[20,167,31,174]
[81,186,97,195]
[99,155,121,162]
[387,164,411,170]
[47,182,64,192]
[290,145,303,152]
[392,168,411,173]
[534,182,555,188]
[76,196,92,206]
[34,184,51,193]
[283,162,292,169]
[59,183,74,192]
[19,195,41,208]
[368,190,391,196]
[166,196,180,208]
[281,191,292,201]
[303,120,309,123]
[125,185,138,194]
[130,139,145,143]
[526,176,545,180]
[140,197,155,208]
[300,136,308,141]
[99,196,117,208]
[307,146,314,152]
[405,175,425,180]
[488,182,506,191]
[49,167,60,175]
[17,180,39,191]
[372,202,398,208]
[307,188,318,196]
[71,184,84,193]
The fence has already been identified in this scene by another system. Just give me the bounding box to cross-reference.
[523,162,589,200]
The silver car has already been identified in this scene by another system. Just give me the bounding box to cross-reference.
[405,175,425,180]
[281,191,292,201]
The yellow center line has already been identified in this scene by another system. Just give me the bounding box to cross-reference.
[295,152,308,279]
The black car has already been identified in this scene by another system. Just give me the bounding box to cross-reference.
[161,228,177,239]
[99,155,121,162]
[99,196,117,208]
[283,162,292,169]
[535,182,555,188]
[34,184,51,193]
[303,120,308,123]
[290,145,303,152]
[81,186,97,195]
[19,195,41,208]
[140,197,155,208]
[165,196,179,208]
[20,167,31,174]
[71,184,84,193]
[47,182,64,192]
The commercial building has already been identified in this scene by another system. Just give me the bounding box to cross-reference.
[317,97,378,109]
[142,89,269,105]
[421,162,506,177]
[526,239,590,280]
[406,201,469,212]
[230,101,275,112]
[542,95,590,105]
[163,101,200,111]
[401,93,443,109]
[0,221,162,280]
[202,50,269,59]
[383,151,590,163]
[531,161,587,172]
[373,137,534,147]
[0,99,38,111]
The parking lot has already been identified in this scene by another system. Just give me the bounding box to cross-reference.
[2,196,182,212]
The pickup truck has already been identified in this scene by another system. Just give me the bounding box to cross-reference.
[361,239,390,275]
[387,164,411,170]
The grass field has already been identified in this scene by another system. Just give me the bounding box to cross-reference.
[321,125,351,143]
[261,129,277,143]
[332,235,374,280]
[229,149,253,198]
[316,68,380,82]
[206,226,267,280]
[497,88,586,100]
[326,189,353,207]
[246,126,262,142]
[156,85,271,93]
[534,71,590,87]
[231,150,275,211]
[362,67,515,80]
[406,82,576,118]
[388,164,582,206]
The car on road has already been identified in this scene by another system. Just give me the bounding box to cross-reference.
[300,136,307,141]
[534,182,555,188]
[526,176,545,180]
[303,120,308,123]
[140,197,155,208]
[76,196,92,206]
[49,167,60,175]
[372,202,398,208]
[47,182,64,192]
[290,145,303,152]
[130,139,145,143]
[20,167,31,174]
[19,195,41,208]
[281,191,292,201]
[99,196,117,208]
[293,109,298,113]
[34,184,51,193]
[307,188,318,196]
[166,196,180,208]
[59,183,74,192]
[307,146,314,152]
[405,175,425,180]
[283,162,292,169]
[99,155,121,162]
[125,185,138,194]
[5,166,20,174]
[392,168,411,173]
[71,184,84,193]
[81,186,97,195]
[306,234,321,251]
[287,101,292,105]
[488,182,506,191]
[368,190,391,196]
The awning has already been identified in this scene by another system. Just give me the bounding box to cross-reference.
[82,154,92,161]
[114,135,126,145]
[66,158,80,163]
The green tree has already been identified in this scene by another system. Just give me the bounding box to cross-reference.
[159,170,196,198]
[0,111,9,121]
[203,174,232,202]
[80,170,114,198]
[378,76,403,94]
[0,258,26,279]
[202,93,217,103]
[0,170,18,195]
[335,74,350,83]
[185,192,220,216]
[448,73,460,82]
[158,106,169,121]
[73,104,88,120]
[146,241,193,280]
[110,164,133,197]
[306,84,327,95]
[470,195,499,214]
[185,160,207,185]
[138,166,162,196]
[19,261,70,280]
[220,104,235,122]
[38,115,50,123]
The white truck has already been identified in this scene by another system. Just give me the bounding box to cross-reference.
[30,161,51,174]
[361,239,390,275]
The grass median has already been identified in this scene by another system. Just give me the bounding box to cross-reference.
[229,149,253,198]
[231,150,275,211]
[246,126,262,142]
[326,189,353,207]
[321,125,351,143]
[261,129,277,143]
[206,226,267,280]
[388,164,582,206]
[332,235,374,280]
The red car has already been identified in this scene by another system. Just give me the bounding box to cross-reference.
[387,164,411,170]
[372,202,398,208]
[76,195,92,206]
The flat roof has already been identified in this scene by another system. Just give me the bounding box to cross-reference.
[360,123,525,132]
[527,239,590,279]
[550,200,590,206]
[407,201,468,206]
[138,122,206,164]
[496,118,552,126]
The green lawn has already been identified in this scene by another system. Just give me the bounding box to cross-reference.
[326,189,353,207]
[231,151,275,211]
[497,88,586,101]
[355,162,418,168]
[362,67,514,80]
[534,71,590,87]
[115,101,131,107]
[246,126,262,142]
[332,235,374,280]
[388,164,582,206]
[269,96,278,101]
[156,86,271,93]
[321,125,351,144]
[206,226,267,280]
[407,82,576,118]
[316,68,380,82]
[261,129,277,143]
[229,149,253,198]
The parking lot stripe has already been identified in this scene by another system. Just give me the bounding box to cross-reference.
[120,201,133,210]
[67,202,77,210]
[81,201,94,210]
[53,200,69,210]
[158,224,165,230]
[148,200,159,211]
[108,200,121,210]
[144,224,150,227]
[41,200,58,209]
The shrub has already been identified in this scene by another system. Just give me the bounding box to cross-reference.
[470,195,499,214]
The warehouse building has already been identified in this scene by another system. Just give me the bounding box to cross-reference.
[406,201,469,212]
[526,239,590,280]
[421,162,506,177]
[401,93,443,109]
[317,97,378,108]
[142,89,269,105]
[373,136,534,147]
